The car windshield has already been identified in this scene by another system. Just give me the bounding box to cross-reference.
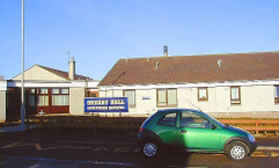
[199,111,225,128]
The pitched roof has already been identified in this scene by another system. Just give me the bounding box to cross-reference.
[38,65,93,81]
[99,51,279,86]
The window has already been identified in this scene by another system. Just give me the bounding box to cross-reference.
[85,89,99,97]
[123,90,136,107]
[61,88,69,94]
[52,89,60,94]
[52,88,69,106]
[40,88,48,94]
[52,95,69,106]
[38,95,49,106]
[230,86,241,104]
[158,112,177,127]
[38,88,49,106]
[157,89,177,107]
[198,88,208,101]
[275,86,279,104]
[28,89,36,107]
[180,111,211,129]
[30,88,36,94]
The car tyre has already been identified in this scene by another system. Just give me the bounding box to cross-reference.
[226,141,249,161]
[142,140,159,158]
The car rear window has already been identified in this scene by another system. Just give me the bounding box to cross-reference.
[157,112,177,127]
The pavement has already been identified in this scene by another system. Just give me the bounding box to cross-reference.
[0,125,24,132]
[0,124,39,132]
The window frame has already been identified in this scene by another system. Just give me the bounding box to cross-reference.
[51,88,69,106]
[123,89,136,107]
[28,88,36,107]
[230,86,241,105]
[156,88,177,107]
[37,88,49,107]
[40,88,48,95]
[52,88,60,94]
[198,87,208,101]
[275,85,279,104]
[51,88,69,95]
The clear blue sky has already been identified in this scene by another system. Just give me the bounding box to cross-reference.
[1,0,279,80]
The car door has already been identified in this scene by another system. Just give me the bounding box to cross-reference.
[156,112,178,145]
[176,111,222,151]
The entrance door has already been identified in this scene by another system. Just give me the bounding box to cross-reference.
[177,111,222,151]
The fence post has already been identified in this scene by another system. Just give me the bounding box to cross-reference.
[255,121,259,135]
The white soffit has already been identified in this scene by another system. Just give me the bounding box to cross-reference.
[87,81,99,88]
[98,80,279,90]
[7,80,95,88]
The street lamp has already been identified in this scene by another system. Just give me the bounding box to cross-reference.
[21,0,25,131]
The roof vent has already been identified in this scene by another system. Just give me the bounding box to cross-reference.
[155,61,159,70]
[217,59,223,68]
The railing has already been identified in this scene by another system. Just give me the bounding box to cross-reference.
[32,116,279,135]
[219,119,279,135]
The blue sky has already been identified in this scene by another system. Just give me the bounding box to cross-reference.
[0,0,279,80]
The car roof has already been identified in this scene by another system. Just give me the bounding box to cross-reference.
[157,108,201,113]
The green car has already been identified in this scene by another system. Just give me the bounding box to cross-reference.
[137,109,257,161]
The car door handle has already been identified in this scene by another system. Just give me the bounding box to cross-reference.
[179,130,187,134]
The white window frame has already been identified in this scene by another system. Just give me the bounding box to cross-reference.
[157,88,177,107]
[230,86,241,105]
[198,87,208,101]
[123,90,136,107]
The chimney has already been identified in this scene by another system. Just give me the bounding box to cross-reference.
[69,57,76,80]
[163,45,168,57]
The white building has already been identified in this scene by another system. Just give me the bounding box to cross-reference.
[5,57,99,121]
[98,50,279,117]
[0,79,7,121]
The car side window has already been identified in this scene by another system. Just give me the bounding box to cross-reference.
[158,112,177,127]
[180,111,211,129]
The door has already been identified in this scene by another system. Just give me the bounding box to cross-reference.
[177,111,222,151]
[156,112,178,145]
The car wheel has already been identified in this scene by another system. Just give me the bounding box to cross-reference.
[142,141,159,158]
[226,141,249,161]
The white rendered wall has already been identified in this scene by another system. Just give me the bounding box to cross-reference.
[0,91,6,121]
[70,88,85,115]
[99,84,279,114]
[0,81,7,121]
